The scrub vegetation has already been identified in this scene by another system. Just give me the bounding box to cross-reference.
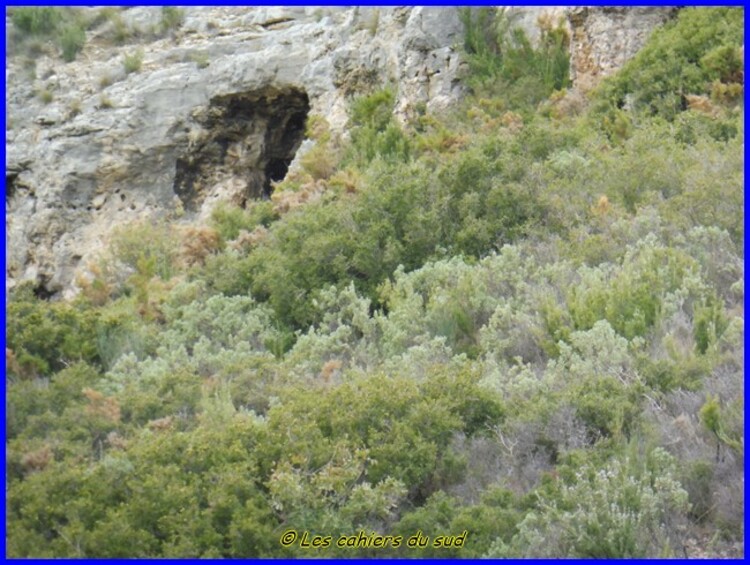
[6,7,744,558]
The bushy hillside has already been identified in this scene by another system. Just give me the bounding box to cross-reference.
[6,7,744,557]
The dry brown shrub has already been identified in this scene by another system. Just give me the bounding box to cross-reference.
[546,89,586,119]
[329,168,361,194]
[180,225,222,267]
[685,94,720,117]
[75,262,113,306]
[6,348,22,377]
[301,143,337,180]
[147,416,174,431]
[320,359,343,384]
[21,445,53,473]
[271,179,325,214]
[434,132,469,153]
[231,226,269,251]
[106,431,128,450]
[305,115,331,141]
[83,387,121,423]
[480,117,504,134]
[591,195,611,217]
[501,111,524,132]
[710,80,743,105]
[137,298,166,323]
[478,97,506,114]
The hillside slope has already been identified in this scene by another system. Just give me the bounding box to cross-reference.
[5,6,744,558]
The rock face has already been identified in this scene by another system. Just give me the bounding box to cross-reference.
[5,7,678,299]
[567,7,678,92]
[504,6,568,47]
[173,86,311,210]
[6,7,467,298]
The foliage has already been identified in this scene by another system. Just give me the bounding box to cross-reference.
[460,7,570,111]
[109,220,180,282]
[202,121,549,329]
[37,88,54,104]
[123,49,144,74]
[60,24,86,62]
[160,7,184,34]
[263,367,503,503]
[487,447,689,557]
[7,284,100,378]
[12,7,60,35]
[699,395,743,455]
[210,201,278,242]
[190,51,210,69]
[10,7,88,63]
[345,88,411,166]
[592,7,744,121]
[6,6,744,558]
[566,239,703,340]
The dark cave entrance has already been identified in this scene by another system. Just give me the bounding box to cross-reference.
[6,173,18,201]
[174,86,310,211]
[264,158,290,196]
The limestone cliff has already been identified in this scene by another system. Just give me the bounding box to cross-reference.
[5,7,676,299]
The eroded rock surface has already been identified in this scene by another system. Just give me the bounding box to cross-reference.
[6,7,467,297]
[567,7,678,92]
[6,6,678,298]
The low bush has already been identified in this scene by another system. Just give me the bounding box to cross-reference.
[60,24,86,62]
[12,7,60,35]
[488,447,689,557]
[109,220,179,282]
[160,7,184,34]
[345,87,411,166]
[123,49,144,74]
[5,7,743,558]
[592,7,744,121]
[210,201,278,242]
[6,284,100,378]
[11,7,88,63]
[460,7,570,112]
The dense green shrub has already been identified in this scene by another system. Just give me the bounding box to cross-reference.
[263,368,503,498]
[60,24,86,62]
[7,362,102,441]
[7,411,275,557]
[12,7,60,35]
[345,88,411,166]
[210,201,278,242]
[567,239,703,340]
[593,7,744,121]
[449,487,523,556]
[488,448,689,557]
[460,7,570,110]
[7,285,100,378]
[202,125,548,330]
[5,6,743,558]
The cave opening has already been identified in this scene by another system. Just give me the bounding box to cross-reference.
[264,159,290,197]
[32,278,56,300]
[174,87,310,211]
[6,173,18,201]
